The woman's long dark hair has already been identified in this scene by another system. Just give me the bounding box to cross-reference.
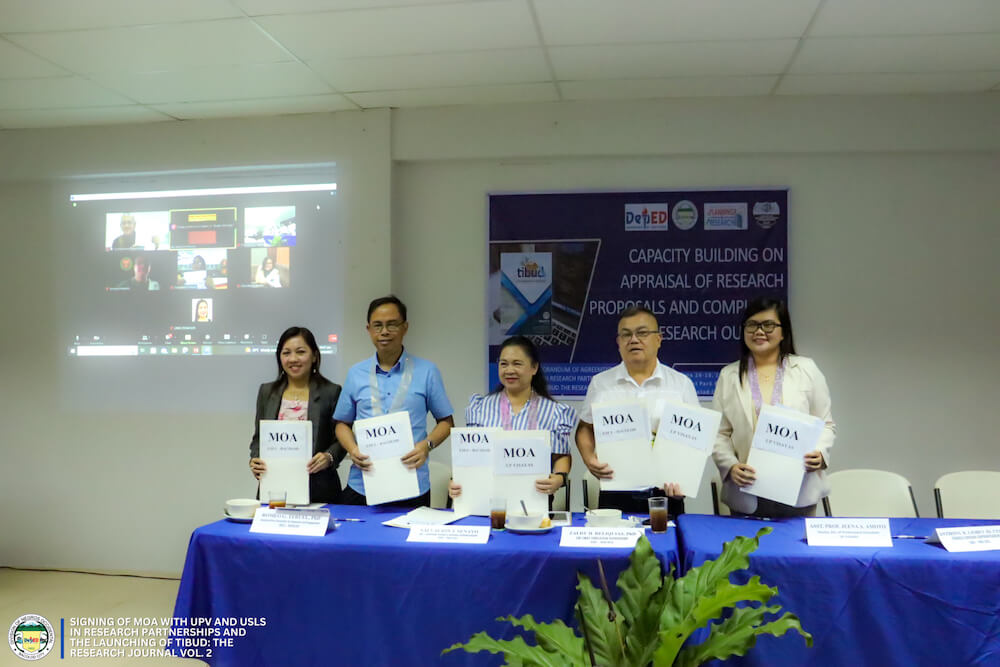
[273,326,330,385]
[492,336,552,400]
[738,296,796,382]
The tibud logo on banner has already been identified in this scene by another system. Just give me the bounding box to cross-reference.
[624,204,669,231]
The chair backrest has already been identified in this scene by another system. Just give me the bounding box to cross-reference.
[428,460,451,509]
[825,469,919,517]
[934,470,1000,519]
[581,473,600,510]
[709,470,731,516]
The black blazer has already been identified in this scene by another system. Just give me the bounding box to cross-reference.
[249,375,344,503]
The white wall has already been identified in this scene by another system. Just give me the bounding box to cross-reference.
[1,94,997,574]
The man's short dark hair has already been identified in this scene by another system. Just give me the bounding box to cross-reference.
[367,295,407,322]
[618,305,658,327]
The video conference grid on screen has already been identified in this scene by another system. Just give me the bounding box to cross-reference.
[70,194,338,358]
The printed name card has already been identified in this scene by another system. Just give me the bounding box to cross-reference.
[651,402,722,498]
[743,405,824,506]
[259,420,311,506]
[559,527,645,549]
[406,525,491,544]
[250,508,330,537]
[592,401,653,491]
[932,525,1000,552]
[805,518,892,547]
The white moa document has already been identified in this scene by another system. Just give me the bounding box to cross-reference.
[593,400,653,491]
[652,401,722,498]
[354,412,420,505]
[742,405,824,506]
[493,430,551,516]
[259,420,311,506]
[450,428,503,517]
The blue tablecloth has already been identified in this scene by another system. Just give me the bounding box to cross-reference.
[677,514,1000,667]
[171,505,679,666]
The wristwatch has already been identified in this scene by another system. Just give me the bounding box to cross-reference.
[554,472,568,488]
[424,439,436,453]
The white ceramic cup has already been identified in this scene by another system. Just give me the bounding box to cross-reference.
[225,498,260,518]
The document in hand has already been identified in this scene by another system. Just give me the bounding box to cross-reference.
[450,428,504,517]
[354,412,420,505]
[493,430,551,516]
[742,404,824,506]
[651,401,722,498]
[259,420,311,505]
[592,401,653,491]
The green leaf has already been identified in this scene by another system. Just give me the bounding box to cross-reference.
[673,607,813,667]
[441,629,570,667]
[574,572,626,666]
[614,536,671,667]
[505,615,587,665]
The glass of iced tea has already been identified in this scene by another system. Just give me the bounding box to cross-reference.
[268,490,287,509]
[490,497,507,530]
[648,496,668,533]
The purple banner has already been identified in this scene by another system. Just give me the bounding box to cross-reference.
[488,189,788,397]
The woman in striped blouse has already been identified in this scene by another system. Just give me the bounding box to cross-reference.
[449,336,575,500]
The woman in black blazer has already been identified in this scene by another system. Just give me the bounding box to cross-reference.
[249,326,343,503]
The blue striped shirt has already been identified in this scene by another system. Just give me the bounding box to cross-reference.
[464,392,575,455]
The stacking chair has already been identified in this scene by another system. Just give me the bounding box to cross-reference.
[709,470,732,516]
[428,460,451,509]
[822,469,919,517]
[934,471,1000,519]
[581,473,601,510]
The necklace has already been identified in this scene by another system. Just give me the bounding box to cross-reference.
[285,386,309,402]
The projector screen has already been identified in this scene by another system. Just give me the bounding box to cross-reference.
[57,167,344,413]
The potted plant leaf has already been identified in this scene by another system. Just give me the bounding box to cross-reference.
[444,527,811,666]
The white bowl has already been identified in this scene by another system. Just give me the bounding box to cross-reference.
[585,508,622,527]
[506,513,546,530]
[225,498,260,519]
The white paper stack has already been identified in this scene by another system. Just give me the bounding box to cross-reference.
[259,420,311,505]
[592,401,653,491]
[742,405,824,505]
[651,401,722,498]
[354,412,420,505]
[450,428,503,517]
[493,430,551,516]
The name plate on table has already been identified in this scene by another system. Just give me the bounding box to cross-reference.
[651,401,722,498]
[593,400,654,491]
[354,411,420,505]
[450,428,503,517]
[931,525,1000,552]
[406,525,491,544]
[259,420,311,506]
[559,527,645,549]
[250,508,330,537]
[805,518,892,547]
[742,405,824,506]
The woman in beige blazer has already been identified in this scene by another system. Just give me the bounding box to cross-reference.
[712,297,835,517]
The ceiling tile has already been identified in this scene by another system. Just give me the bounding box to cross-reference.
[560,75,777,100]
[6,19,293,74]
[256,1,537,59]
[792,35,1000,73]
[810,0,1000,36]
[152,94,356,119]
[0,105,170,129]
[0,0,242,32]
[551,40,798,79]
[92,62,335,104]
[312,48,550,91]
[535,0,819,44]
[777,71,1000,95]
[233,0,485,15]
[0,77,135,110]
[0,38,69,78]
[346,82,557,107]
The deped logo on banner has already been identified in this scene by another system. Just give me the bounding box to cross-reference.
[704,203,748,230]
[624,204,669,231]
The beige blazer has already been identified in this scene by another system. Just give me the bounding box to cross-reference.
[711,355,836,514]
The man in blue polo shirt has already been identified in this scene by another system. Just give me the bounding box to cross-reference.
[334,295,454,506]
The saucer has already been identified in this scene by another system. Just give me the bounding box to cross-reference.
[223,510,253,523]
[505,524,552,535]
